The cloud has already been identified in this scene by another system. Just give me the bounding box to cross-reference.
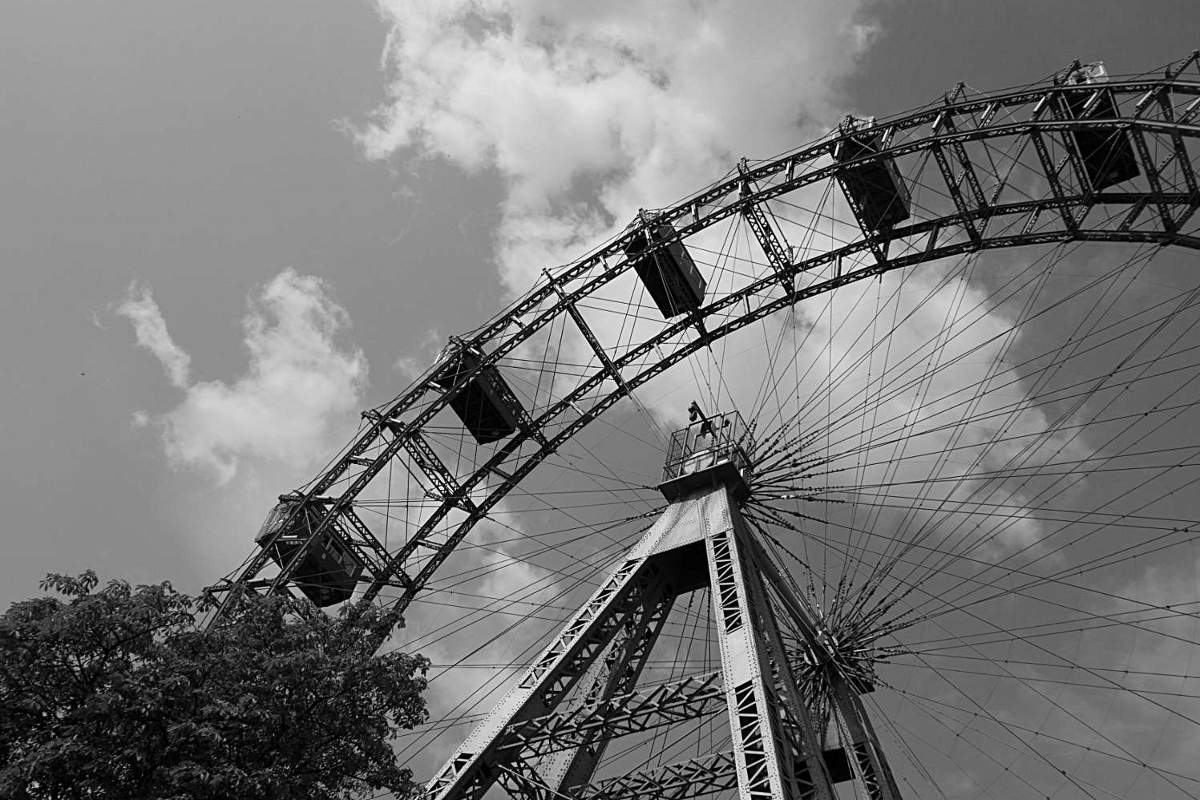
[117,283,191,389]
[395,327,449,380]
[120,270,367,485]
[359,0,879,292]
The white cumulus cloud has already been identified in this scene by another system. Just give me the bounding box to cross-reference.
[120,270,367,485]
[117,283,192,389]
[359,0,879,292]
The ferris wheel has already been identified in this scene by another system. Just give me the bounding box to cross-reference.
[207,54,1200,799]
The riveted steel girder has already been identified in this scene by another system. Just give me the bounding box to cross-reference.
[423,483,845,800]
[498,671,725,757]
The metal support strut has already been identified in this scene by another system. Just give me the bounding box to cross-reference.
[425,475,899,800]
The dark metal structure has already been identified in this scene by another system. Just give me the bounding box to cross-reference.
[433,339,526,444]
[254,495,363,607]
[623,210,708,318]
[202,53,1200,800]
[834,116,912,233]
[1055,61,1142,190]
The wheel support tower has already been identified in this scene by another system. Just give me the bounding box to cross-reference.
[427,477,900,800]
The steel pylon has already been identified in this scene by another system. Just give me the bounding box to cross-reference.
[425,475,902,800]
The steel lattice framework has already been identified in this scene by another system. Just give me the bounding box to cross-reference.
[423,482,889,800]
[203,53,1200,800]
[207,54,1200,621]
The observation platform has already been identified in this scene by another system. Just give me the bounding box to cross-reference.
[657,405,754,503]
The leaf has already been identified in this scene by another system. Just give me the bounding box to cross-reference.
[0,572,426,799]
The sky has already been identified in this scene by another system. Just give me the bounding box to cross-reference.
[3,1,1200,795]
[1,0,1193,603]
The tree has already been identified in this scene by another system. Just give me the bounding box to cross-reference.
[0,572,428,799]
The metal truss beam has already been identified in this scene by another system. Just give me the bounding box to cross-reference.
[547,274,634,399]
[1028,122,1079,234]
[574,752,739,800]
[930,110,984,246]
[1139,86,1199,196]
[838,195,891,265]
[488,371,550,448]
[742,563,831,800]
[425,550,679,800]
[549,582,676,792]
[1128,125,1178,233]
[497,761,556,800]
[500,671,725,757]
[425,485,842,800]
[337,505,414,590]
[747,537,902,800]
[709,518,833,800]
[1155,90,1199,231]
[938,110,989,211]
[393,423,477,512]
[739,159,796,297]
[930,142,981,246]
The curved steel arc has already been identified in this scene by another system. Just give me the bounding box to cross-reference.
[358,223,1200,613]
[208,72,1200,625]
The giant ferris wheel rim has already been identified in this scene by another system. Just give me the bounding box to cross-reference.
[208,53,1200,625]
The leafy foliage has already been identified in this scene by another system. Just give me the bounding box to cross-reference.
[0,572,428,799]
